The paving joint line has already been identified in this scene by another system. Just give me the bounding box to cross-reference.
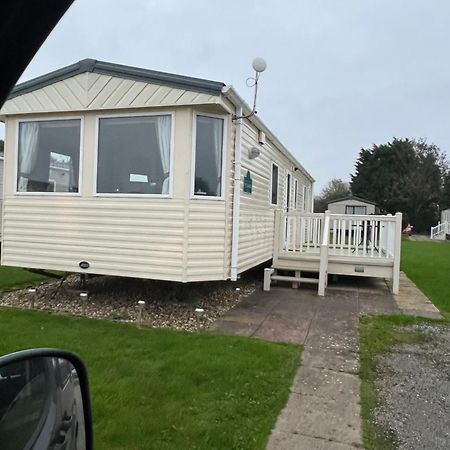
[293,431,360,447]
[249,295,284,338]
[302,298,319,346]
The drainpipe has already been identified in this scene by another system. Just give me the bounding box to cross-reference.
[230,106,243,281]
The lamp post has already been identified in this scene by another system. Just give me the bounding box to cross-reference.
[137,300,145,327]
[80,292,88,315]
[27,288,37,309]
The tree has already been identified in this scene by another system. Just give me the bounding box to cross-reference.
[441,171,450,210]
[314,178,350,212]
[350,138,447,232]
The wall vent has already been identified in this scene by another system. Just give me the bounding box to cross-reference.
[258,130,266,145]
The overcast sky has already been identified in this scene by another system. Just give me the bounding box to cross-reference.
[3,0,450,190]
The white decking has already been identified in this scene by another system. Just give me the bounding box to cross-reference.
[430,221,449,240]
[265,211,403,296]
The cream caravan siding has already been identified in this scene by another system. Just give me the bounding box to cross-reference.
[186,113,234,281]
[0,158,3,239]
[0,73,220,115]
[328,198,376,214]
[441,208,450,223]
[2,106,231,282]
[237,119,312,273]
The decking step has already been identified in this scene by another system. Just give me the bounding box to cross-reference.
[271,275,319,284]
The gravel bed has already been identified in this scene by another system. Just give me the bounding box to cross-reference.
[0,274,257,332]
[374,323,450,449]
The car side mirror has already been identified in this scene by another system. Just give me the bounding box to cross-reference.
[0,349,93,450]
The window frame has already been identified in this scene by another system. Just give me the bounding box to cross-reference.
[191,111,228,201]
[14,116,84,196]
[270,161,279,206]
[285,170,292,212]
[93,111,175,198]
[302,185,307,212]
[294,178,299,210]
[345,205,367,215]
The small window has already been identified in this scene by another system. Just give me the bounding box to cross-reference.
[271,163,278,205]
[302,186,307,211]
[96,115,172,195]
[193,115,224,197]
[17,119,81,193]
[345,205,367,215]
[286,172,291,211]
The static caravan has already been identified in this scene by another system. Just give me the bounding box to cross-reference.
[0,156,3,240]
[442,208,450,224]
[0,59,314,283]
[327,196,379,215]
[431,208,450,239]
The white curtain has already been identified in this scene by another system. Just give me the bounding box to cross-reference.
[156,115,171,195]
[18,122,39,192]
[211,118,223,196]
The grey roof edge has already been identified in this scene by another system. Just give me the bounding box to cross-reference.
[222,85,315,184]
[8,58,225,99]
[327,195,378,206]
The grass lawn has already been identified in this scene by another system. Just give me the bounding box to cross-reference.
[401,238,450,318]
[359,239,450,447]
[359,315,438,449]
[0,266,49,291]
[0,308,301,450]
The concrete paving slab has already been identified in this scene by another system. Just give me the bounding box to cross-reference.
[267,298,317,315]
[389,272,442,319]
[207,320,255,337]
[219,307,268,325]
[358,292,400,314]
[274,392,361,445]
[291,366,360,399]
[253,320,309,344]
[301,348,359,374]
[267,432,357,450]
[236,294,280,312]
[309,315,359,334]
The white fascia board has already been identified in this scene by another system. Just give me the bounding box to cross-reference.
[221,85,315,183]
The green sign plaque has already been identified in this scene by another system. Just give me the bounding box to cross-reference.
[243,170,253,194]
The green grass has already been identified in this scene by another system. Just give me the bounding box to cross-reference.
[0,308,302,450]
[0,266,49,291]
[401,239,450,318]
[359,238,450,447]
[359,315,435,449]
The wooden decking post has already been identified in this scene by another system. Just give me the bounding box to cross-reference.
[273,209,282,265]
[318,210,330,296]
[392,212,403,294]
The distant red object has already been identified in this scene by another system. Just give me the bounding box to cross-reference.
[403,224,413,236]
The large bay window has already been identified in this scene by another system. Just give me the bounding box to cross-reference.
[17,119,81,193]
[96,114,172,195]
[193,115,224,197]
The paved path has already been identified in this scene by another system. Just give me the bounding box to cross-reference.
[388,272,442,319]
[210,274,440,449]
[210,277,398,449]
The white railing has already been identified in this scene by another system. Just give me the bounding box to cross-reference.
[329,213,399,259]
[430,221,449,240]
[274,210,403,295]
[279,211,400,260]
[283,212,324,252]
